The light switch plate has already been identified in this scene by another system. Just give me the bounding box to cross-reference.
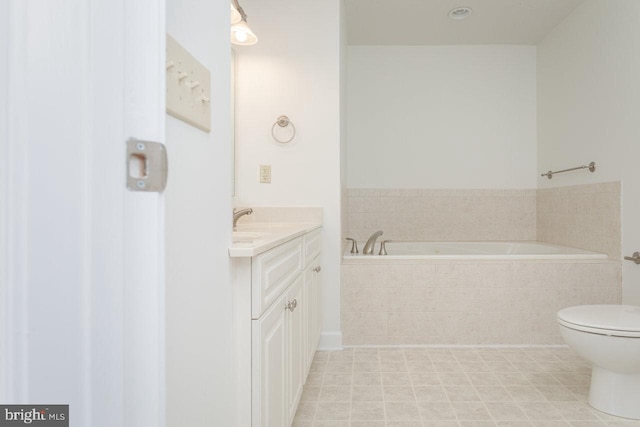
[166,35,211,132]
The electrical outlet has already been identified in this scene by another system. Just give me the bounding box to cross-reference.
[260,165,271,183]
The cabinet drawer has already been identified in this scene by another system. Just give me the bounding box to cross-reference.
[252,237,303,319]
[303,228,322,267]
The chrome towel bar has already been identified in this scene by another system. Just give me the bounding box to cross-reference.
[624,252,640,265]
[541,162,596,179]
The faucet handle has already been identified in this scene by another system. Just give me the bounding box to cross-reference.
[345,237,359,254]
[379,240,391,256]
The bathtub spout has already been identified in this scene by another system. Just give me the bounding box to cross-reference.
[363,230,383,255]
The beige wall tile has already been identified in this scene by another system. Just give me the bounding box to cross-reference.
[537,182,621,259]
[347,189,537,242]
[342,312,387,337]
[342,287,389,312]
[347,183,620,257]
[341,260,619,346]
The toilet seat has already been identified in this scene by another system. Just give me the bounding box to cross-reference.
[558,305,640,338]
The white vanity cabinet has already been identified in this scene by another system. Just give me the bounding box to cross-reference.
[232,225,322,427]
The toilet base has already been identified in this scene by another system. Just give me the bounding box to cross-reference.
[589,366,640,420]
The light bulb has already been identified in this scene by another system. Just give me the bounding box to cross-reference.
[231,20,257,45]
[235,31,248,43]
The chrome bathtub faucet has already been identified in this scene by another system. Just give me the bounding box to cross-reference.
[363,230,383,255]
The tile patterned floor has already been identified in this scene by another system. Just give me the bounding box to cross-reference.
[293,347,640,427]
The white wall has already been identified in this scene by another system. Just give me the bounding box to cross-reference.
[347,45,537,189]
[537,0,640,304]
[0,0,8,403]
[340,1,349,242]
[235,0,343,348]
[165,0,235,424]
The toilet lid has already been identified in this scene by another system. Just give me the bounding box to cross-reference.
[558,305,640,337]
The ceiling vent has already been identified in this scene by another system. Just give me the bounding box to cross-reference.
[448,7,473,20]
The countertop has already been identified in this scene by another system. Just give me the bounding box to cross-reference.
[228,222,321,258]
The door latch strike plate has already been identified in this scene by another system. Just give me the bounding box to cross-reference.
[126,138,168,193]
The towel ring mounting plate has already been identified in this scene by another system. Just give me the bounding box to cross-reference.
[271,115,296,143]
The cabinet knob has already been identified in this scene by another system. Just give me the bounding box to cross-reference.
[313,266,322,273]
[285,299,298,312]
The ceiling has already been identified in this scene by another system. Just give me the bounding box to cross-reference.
[344,0,586,45]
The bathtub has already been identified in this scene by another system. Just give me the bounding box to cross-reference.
[343,241,607,261]
[341,241,619,346]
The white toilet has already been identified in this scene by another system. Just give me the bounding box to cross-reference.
[558,304,640,420]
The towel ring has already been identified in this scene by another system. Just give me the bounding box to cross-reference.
[271,115,296,144]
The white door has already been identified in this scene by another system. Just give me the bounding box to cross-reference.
[1,0,166,425]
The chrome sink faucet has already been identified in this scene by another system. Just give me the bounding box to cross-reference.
[363,230,383,255]
[233,208,253,230]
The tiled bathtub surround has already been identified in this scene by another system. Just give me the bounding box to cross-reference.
[537,182,621,260]
[347,189,537,243]
[341,261,621,346]
[342,183,622,346]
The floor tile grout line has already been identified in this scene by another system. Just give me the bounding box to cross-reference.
[347,351,353,425]
[460,363,496,426]
[404,348,424,427]
[378,349,391,427]
[434,349,462,426]
[298,347,640,427]
[314,357,327,423]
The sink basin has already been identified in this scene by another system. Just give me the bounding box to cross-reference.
[232,232,264,244]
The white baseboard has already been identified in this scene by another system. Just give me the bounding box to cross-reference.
[318,331,343,351]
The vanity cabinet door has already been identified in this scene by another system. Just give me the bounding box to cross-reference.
[252,292,288,427]
[286,276,305,425]
[252,237,303,319]
[304,256,322,377]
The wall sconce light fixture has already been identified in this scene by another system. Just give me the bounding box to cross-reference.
[231,0,258,45]
[230,4,242,25]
